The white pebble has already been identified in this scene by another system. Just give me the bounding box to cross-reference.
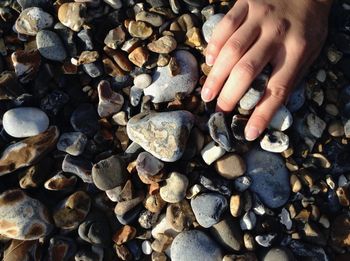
[260,131,289,153]
[240,211,256,231]
[142,240,152,255]
[279,208,292,230]
[255,234,277,247]
[316,69,327,82]
[269,105,293,131]
[134,73,152,89]
[201,141,226,165]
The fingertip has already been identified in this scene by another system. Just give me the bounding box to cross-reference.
[244,125,261,141]
[201,87,214,102]
[206,54,215,66]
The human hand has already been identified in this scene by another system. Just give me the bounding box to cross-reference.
[201,0,333,141]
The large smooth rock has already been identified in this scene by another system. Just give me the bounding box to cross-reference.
[0,126,59,175]
[171,230,223,261]
[143,50,198,103]
[245,148,290,208]
[3,107,49,138]
[0,189,52,240]
[127,110,194,162]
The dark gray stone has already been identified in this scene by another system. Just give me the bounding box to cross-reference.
[36,30,67,61]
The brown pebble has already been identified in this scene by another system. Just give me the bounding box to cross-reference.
[128,47,149,67]
[144,192,166,213]
[336,186,350,206]
[104,46,133,72]
[151,234,173,253]
[166,200,196,232]
[230,193,243,217]
[77,51,99,65]
[58,3,86,32]
[147,35,177,54]
[214,153,246,180]
[115,244,132,261]
[113,225,137,245]
[185,27,204,48]
[104,26,126,49]
[128,20,153,40]
[167,56,180,76]
[103,57,125,77]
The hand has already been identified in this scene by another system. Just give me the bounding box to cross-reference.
[201,0,332,141]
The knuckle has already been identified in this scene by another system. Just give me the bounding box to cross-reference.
[272,18,289,37]
[268,83,288,102]
[225,38,243,55]
[223,13,239,27]
[258,3,274,17]
[236,60,257,78]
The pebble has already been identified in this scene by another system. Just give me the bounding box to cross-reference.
[142,240,153,255]
[104,0,123,9]
[214,153,246,179]
[231,115,248,141]
[3,107,49,138]
[11,49,41,83]
[306,113,326,138]
[136,11,164,27]
[234,176,251,192]
[0,189,52,240]
[166,200,195,232]
[260,130,289,153]
[262,247,294,261]
[160,172,189,203]
[287,82,305,112]
[58,2,86,32]
[147,35,177,54]
[240,211,257,230]
[245,148,290,208]
[290,174,302,193]
[208,112,233,151]
[97,80,124,118]
[44,172,77,191]
[57,132,88,156]
[191,192,228,228]
[328,120,344,137]
[82,62,103,78]
[202,13,224,43]
[143,50,198,103]
[54,22,78,57]
[104,26,126,49]
[128,20,153,40]
[36,30,67,61]
[128,46,149,67]
[62,155,93,183]
[151,214,178,241]
[345,119,350,138]
[134,73,152,89]
[46,236,76,261]
[127,110,194,162]
[171,230,223,261]
[230,194,243,217]
[78,212,111,245]
[0,126,59,175]
[136,151,164,176]
[201,141,226,165]
[15,7,53,36]
[70,103,99,137]
[130,86,143,106]
[255,234,276,247]
[92,155,127,191]
[269,105,293,131]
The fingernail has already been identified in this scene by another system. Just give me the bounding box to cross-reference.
[245,126,261,141]
[201,87,213,101]
[206,55,214,66]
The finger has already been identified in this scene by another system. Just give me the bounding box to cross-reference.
[202,21,260,102]
[244,47,305,141]
[206,0,249,65]
[215,35,274,112]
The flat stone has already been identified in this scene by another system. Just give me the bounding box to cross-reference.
[15,7,53,36]
[58,3,86,32]
[171,230,223,261]
[208,112,233,151]
[160,172,189,203]
[62,155,93,183]
[260,130,289,153]
[214,153,246,179]
[78,212,111,245]
[0,189,52,240]
[136,11,164,27]
[128,46,149,67]
[245,148,290,208]
[127,110,194,162]
[104,26,126,49]
[0,126,59,175]
[147,35,177,54]
[269,105,293,131]
[97,80,124,118]
[57,132,87,156]
[191,192,228,228]
[202,13,224,43]
[144,50,198,103]
[136,151,164,176]
[3,107,49,138]
[44,172,77,191]
[36,30,67,61]
[11,49,41,83]
[201,141,226,165]
[128,20,153,40]
[92,155,127,191]
[306,113,326,138]
[70,103,99,137]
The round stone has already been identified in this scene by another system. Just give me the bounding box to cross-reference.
[202,13,225,43]
[260,131,289,153]
[269,105,293,131]
[36,30,67,61]
[58,3,86,32]
[171,230,223,261]
[136,152,164,176]
[141,240,152,255]
[214,153,246,180]
[15,7,53,36]
[134,73,152,89]
[190,193,228,228]
[160,172,189,203]
[262,247,295,261]
[128,20,153,40]
[328,120,344,137]
[306,113,326,138]
[92,155,127,191]
[3,107,49,138]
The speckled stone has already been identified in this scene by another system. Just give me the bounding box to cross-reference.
[3,107,49,138]
[0,189,52,240]
[143,50,198,103]
[36,30,67,61]
[171,230,223,261]
[15,7,53,36]
[128,20,153,40]
[202,13,224,43]
[0,126,59,175]
[97,80,124,118]
[166,200,196,232]
[127,110,194,162]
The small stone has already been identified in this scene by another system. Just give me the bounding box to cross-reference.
[279,208,292,230]
[151,233,173,253]
[231,115,248,141]
[11,49,41,83]
[167,56,181,76]
[201,141,226,165]
[269,105,293,131]
[55,22,78,57]
[134,73,152,89]
[92,155,127,191]
[152,214,178,240]
[166,200,196,232]
[185,27,204,48]
[262,247,295,261]
[144,192,166,213]
[62,154,93,183]
[230,194,243,217]
[127,110,194,162]
[0,189,52,240]
[148,35,177,54]
[325,103,339,116]
[44,172,77,191]
[112,111,128,126]
[208,112,233,151]
[77,29,94,50]
[82,62,103,78]
[97,80,124,118]
[104,26,126,49]
[3,107,49,138]
[136,151,164,176]
[290,174,302,193]
[191,193,228,228]
[214,153,246,180]
[255,234,277,247]
[78,212,111,245]
[171,230,223,261]
[77,51,99,65]
[136,11,164,27]
[113,225,137,245]
[36,30,67,61]
[316,69,327,82]
[0,126,59,175]
[15,7,53,36]
[328,120,344,137]
[57,132,87,156]
[240,211,257,230]
[138,210,159,229]
[130,86,143,106]
[144,50,198,103]
[160,172,189,203]
[142,240,153,255]
[128,46,149,67]
[234,176,251,192]
[58,3,86,32]
[53,191,91,230]
[306,113,326,138]
[202,13,224,43]
[104,47,133,72]
[260,130,289,153]
[70,103,99,137]
[128,20,153,40]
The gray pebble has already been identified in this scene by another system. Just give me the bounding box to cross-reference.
[269,105,293,131]
[82,62,103,78]
[134,73,152,89]
[136,151,164,176]
[208,112,233,151]
[57,132,87,156]
[62,154,93,183]
[263,247,295,261]
[36,30,67,61]
[202,14,225,43]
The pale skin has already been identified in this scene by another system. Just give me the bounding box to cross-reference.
[201,0,333,141]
